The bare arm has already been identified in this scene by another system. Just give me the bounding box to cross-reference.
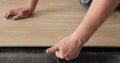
[27,0,38,12]
[72,0,120,43]
[46,0,120,60]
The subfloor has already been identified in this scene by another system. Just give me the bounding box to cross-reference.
[0,0,120,46]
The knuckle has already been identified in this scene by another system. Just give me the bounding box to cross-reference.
[18,11,24,15]
[8,10,12,13]
[9,9,14,12]
[61,54,67,59]
[9,10,13,12]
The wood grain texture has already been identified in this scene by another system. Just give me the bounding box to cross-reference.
[0,0,120,46]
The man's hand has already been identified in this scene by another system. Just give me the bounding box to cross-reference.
[5,8,33,20]
[46,36,83,61]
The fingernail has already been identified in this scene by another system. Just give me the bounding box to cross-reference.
[46,48,50,53]
[46,49,48,53]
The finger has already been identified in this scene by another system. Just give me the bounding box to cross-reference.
[55,42,67,59]
[55,50,65,59]
[5,12,14,19]
[55,48,70,59]
[12,13,24,20]
[4,12,8,18]
[12,11,25,20]
[66,56,78,61]
[65,52,80,61]
[12,15,21,20]
[5,11,11,18]
[65,55,74,61]
[46,45,58,54]
[58,50,74,60]
[5,10,16,19]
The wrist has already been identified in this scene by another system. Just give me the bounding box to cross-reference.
[69,35,84,46]
[27,0,38,12]
[70,31,88,44]
[26,7,35,12]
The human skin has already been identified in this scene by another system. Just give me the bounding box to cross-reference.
[46,0,120,61]
[5,0,38,20]
[4,0,120,61]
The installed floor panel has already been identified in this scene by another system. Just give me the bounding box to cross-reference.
[0,47,120,63]
[0,0,120,46]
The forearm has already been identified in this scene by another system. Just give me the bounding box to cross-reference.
[27,0,38,12]
[72,0,119,43]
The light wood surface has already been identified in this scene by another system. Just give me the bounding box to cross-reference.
[0,0,120,46]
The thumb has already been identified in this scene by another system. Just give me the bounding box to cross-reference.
[13,14,22,20]
[46,45,58,54]
[12,12,23,20]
